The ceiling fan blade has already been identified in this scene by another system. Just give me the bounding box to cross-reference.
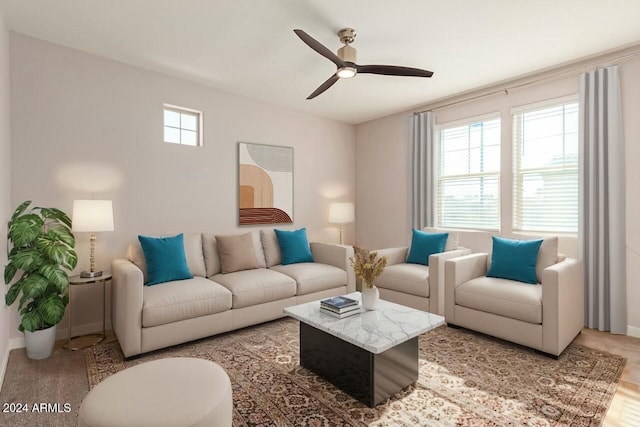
[307,74,340,100]
[294,29,345,68]
[357,64,434,78]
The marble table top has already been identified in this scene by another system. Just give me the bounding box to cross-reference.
[284,292,445,354]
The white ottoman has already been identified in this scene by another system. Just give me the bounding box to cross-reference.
[78,357,232,427]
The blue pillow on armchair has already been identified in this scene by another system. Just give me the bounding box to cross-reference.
[406,229,449,266]
[138,233,193,286]
[486,236,543,284]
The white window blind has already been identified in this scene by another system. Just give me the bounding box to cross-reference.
[436,117,500,229]
[163,104,203,146]
[512,101,578,233]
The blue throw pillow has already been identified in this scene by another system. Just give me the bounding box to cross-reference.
[274,228,314,265]
[138,233,193,286]
[406,229,449,266]
[486,236,543,284]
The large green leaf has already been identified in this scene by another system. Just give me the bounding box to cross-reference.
[11,249,44,272]
[10,200,31,222]
[39,294,66,326]
[36,236,71,265]
[38,263,68,291]
[8,213,44,247]
[4,261,17,285]
[63,250,78,271]
[5,279,23,306]
[21,309,43,332]
[38,207,72,228]
[46,226,75,248]
[18,291,30,311]
[21,273,48,299]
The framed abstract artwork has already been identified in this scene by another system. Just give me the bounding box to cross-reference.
[238,142,293,225]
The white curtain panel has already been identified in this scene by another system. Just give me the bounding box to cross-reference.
[411,111,435,229]
[579,65,627,334]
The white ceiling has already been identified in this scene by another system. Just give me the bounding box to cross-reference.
[2,0,640,124]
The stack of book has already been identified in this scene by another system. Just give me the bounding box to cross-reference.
[320,296,361,319]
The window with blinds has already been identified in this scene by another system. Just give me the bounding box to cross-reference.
[436,117,500,229]
[512,101,579,233]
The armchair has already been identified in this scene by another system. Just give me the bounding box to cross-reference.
[444,238,584,357]
[374,228,470,314]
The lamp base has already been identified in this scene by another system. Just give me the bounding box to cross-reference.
[80,270,103,278]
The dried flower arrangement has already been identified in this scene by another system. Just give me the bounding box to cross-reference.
[349,246,387,289]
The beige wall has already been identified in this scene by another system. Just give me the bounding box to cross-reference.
[0,11,11,387]
[355,55,640,334]
[9,33,355,339]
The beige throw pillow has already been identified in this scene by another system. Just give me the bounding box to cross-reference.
[215,233,260,274]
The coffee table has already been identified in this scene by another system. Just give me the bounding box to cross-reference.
[284,292,445,407]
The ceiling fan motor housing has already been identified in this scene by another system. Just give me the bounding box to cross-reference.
[337,44,356,63]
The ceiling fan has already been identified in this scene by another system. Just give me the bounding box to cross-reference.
[294,28,433,100]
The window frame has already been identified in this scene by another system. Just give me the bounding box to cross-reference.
[511,95,579,235]
[434,112,502,231]
[163,104,203,147]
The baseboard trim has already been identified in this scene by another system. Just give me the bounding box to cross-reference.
[56,321,105,342]
[8,321,106,350]
[627,325,640,338]
[10,337,24,350]
[0,343,9,393]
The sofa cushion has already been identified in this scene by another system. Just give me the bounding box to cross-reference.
[270,263,346,295]
[406,229,448,266]
[274,228,314,265]
[261,229,282,267]
[212,268,296,309]
[202,233,221,277]
[423,227,459,252]
[127,233,206,283]
[536,237,559,283]
[455,276,542,324]
[375,264,430,298]
[142,277,232,327]
[138,234,193,286]
[215,233,259,274]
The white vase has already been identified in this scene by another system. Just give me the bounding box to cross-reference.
[24,325,57,360]
[362,286,380,311]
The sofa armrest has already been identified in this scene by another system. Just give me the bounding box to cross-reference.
[541,258,584,356]
[373,247,408,266]
[428,248,472,315]
[310,242,356,293]
[444,253,489,322]
[111,259,144,357]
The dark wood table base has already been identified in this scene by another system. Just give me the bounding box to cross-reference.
[299,322,419,407]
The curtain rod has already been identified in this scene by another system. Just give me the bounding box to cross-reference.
[415,49,640,114]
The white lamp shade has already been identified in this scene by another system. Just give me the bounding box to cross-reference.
[72,200,114,232]
[329,202,355,224]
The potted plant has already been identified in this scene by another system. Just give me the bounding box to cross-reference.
[4,201,77,359]
[349,246,387,310]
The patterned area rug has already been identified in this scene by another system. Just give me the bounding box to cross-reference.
[85,319,624,426]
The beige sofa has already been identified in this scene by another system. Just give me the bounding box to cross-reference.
[444,236,584,357]
[374,228,471,314]
[112,229,355,358]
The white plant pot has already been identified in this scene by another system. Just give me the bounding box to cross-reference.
[24,325,57,360]
[362,286,380,311]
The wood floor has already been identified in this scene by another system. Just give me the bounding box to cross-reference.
[574,329,640,427]
[0,328,638,426]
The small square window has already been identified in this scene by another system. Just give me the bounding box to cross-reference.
[163,104,202,146]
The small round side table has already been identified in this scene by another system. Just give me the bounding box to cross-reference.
[63,273,111,351]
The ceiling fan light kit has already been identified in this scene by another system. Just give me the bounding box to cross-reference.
[294,27,433,99]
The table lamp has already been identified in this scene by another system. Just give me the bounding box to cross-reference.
[329,202,354,245]
[72,200,114,278]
